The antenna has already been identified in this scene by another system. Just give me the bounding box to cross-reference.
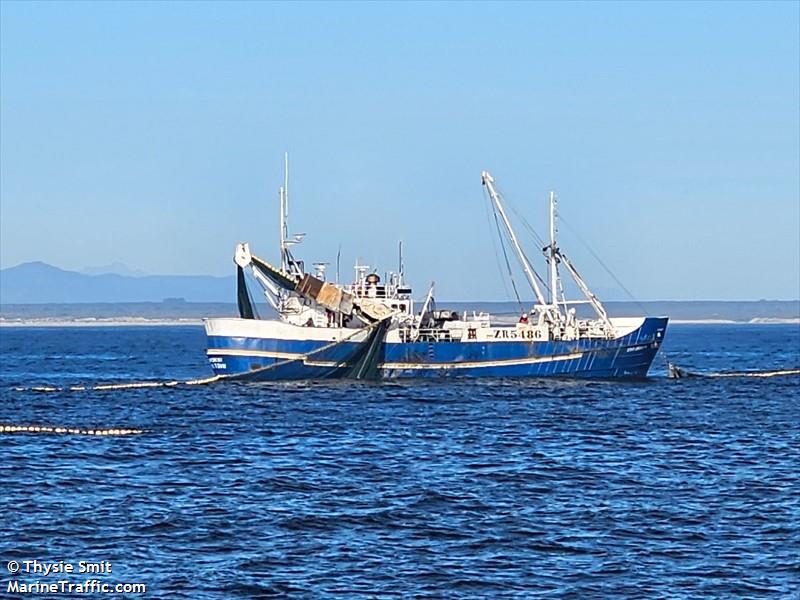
[549,191,558,306]
[398,240,404,285]
[279,185,285,271]
[336,244,341,285]
[278,153,291,272]
[284,152,289,220]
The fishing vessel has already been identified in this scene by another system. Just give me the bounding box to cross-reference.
[204,161,668,380]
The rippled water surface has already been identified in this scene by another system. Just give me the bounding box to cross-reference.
[1,324,799,598]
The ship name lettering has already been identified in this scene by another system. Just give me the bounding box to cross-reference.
[493,329,540,340]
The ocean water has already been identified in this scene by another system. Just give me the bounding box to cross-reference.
[1,324,798,598]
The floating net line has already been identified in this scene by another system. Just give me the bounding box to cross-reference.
[3,318,394,437]
[2,377,223,436]
[1,424,144,436]
[667,363,800,379]
[11,375,222,394]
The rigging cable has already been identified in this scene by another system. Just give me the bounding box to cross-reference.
[481,186,515,305]
[507,208,555,295]
[496,185,553,298]
[559,214,648,315]
[508,202,547,249]
[490,197,525,311]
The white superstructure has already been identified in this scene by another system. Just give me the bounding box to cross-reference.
[232,161,625,343]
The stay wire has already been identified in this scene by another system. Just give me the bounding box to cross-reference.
[493,183,552,297]
[482,187,513,301]
[508,202,547,250]
[558,213,648,314]
[489,194,524,310]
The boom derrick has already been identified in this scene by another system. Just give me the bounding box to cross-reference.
[481,170,616,340]
[234,243,399,326]
[481,171,549,308]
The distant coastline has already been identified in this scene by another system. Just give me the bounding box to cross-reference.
[0,318,205,327]
[1,300,798,328]
[2,318,799,328]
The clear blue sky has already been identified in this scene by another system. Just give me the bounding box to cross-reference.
[1,1,798,301]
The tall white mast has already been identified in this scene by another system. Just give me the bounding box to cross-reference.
[398,240,404,286]
[279,185,286,271]
[278,153,289,271]
[481,171,549,308]
[548,191,559,306]
[284,152,289,221]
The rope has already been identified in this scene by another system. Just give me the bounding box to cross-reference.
[493,184,552,296]
[12,375,222,393]
[2,322,394,437]
[490,198,524,311]
[1,424,144,436]
[508,203,547,249]
[706,369,800,378]
[668,362,800,379]
[222,315,392,380]
[559,213,648,314]
[11,319,391,394]
[10,318,391,393]
[482,186,514,302]
[4,377,217,435]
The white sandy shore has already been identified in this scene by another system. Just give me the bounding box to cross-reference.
[671,318,799,325]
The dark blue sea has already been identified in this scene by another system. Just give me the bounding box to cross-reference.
[1,323,798,598]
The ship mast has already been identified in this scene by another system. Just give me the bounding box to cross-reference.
[481,171,549,309]
[279,153,289,271]
[548,191,559,307]
[546,189,614,332]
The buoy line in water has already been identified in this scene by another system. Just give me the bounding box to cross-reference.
[10,317,391,395]
[705,368,800,378]
[667,362,800,379]
[12,374,222,393]
[3,376,225,437]
[1,424,144,436]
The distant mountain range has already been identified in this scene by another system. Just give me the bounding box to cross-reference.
[1,262,799,321]
[0,261,235,303]
[80,261,149,277]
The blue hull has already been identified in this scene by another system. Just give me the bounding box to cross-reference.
[206,317,668,381]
